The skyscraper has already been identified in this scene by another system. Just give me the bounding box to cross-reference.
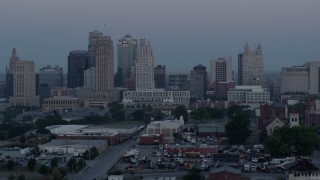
[154,65,166,89]
[39,65,63,87]
[117,34,138,87]
[238,43,263,85]
[211,57,232,83]
[135,39,154,90]
[88,31,103,68]
[8,48,39,107]
[94,35,114,92]
[67,50,89,88]
[190,64,208,99]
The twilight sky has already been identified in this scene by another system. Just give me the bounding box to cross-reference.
[0,0,319,75]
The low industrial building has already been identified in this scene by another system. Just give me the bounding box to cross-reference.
[46,125,139,146]
[139,134,164,145]
[146,116,184,142]
[208,166,241,180]
[38,139,108,154]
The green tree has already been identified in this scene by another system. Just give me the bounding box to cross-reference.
[183,168,202,180]
[173,105,188,122]
[20,135,26,144]
[7,160,15,171]
[264,125,319,157]
[108,168,123,175]
[38,165,50,176]
[67,157,77,172]
[17,174,26,180]
[259,129,268,143]
[76,158,86,171]
[52,167,62,180]
[108,102,125,121]
[132,110,145,121]
[8,174,16,180]
[51,157,59,168]
[27,158,36,171]
[225,110,251,145]
[22,115,33,121]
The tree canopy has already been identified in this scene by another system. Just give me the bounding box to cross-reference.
[173,105,188,121]
[225,110,251,145]
[264,125,320,157]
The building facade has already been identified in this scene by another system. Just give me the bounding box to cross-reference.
[238,43,263,85]
[211,57,232,83]
[122,89,190,107]
[9,49,40,107]
[154,65,166,89]
[88,31,103,68]
[190,64,208,99]
[281,61,320,95]
[84,67,95,89]
[95,35,114,92]
[228,86,270,104]
[67,50,89,88]
[117,34,138,87]
[168,73,189,91]
[135,39,155,90]
[39,65,63,87]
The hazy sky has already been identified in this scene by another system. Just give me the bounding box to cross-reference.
[0,0,319,74]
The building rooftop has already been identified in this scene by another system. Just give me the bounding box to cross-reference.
[41,139,107,148]
[210,166,241,174]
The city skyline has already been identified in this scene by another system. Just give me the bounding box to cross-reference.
[0,0,320,74]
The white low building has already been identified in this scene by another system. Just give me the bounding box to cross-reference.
[228,86,270,104]
[147,116,184,138]
[39,139,108,154]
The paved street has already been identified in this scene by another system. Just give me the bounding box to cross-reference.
[67,139,136,180]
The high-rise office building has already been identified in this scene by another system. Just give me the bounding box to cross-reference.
[95,35,114,92]
[168,73,189,91]
[238,43,263,85]
[154,65,166,89]
[211,57,232,83]
[39,65,63,87]
[8,48,39,107]
[190,64,208,99]
[135,39,154,90]
[88,31,103,68]
[67,50,89,88]
[117,34,138,87]
[84,67,95,89]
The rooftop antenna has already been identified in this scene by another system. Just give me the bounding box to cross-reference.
[104,23,109,35]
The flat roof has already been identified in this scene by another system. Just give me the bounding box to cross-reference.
[42,139,107,147]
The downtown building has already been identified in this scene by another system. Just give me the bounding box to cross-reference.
[117,34,138,88]
[85,31,115,107]
[67,50,89,88]
[280,61,320,103]
[38,65,63,104]
[154,65,166,89]
[123,39,190,107]
[8,48,40,107]
[167,73,189,91]
[238,43,263,85]
[227,86,270,104]
[190,64,208,99]
[135,39,155,90]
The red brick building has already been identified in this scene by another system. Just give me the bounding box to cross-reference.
[208,166,241,180]
[139,134,163,145]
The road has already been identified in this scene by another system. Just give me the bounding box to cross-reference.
[67,139,136,180]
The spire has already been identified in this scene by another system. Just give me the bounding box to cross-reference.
[244,43,249,54]
[11,48,17,58]
[256,43,262,55]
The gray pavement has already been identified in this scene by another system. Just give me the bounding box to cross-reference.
[67,139,136,180]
